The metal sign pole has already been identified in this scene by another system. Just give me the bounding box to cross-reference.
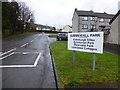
[93,53,96,70]
[73,50,76,65]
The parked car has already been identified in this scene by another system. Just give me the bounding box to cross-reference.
[56,33,68,41]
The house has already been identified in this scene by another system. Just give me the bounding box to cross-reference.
[72,8,114,33]
[35,24,54,31]
[109,10,120,45]
[72,8,115,43]
[107,1,120,47]
[62,25,72,33]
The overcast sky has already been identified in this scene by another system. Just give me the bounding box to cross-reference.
[19,0,119,29]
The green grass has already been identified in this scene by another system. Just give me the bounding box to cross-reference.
[51,42,119,88]
[3,32,38,40]
[48,34,57,37]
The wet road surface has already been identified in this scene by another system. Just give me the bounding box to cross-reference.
[1,33,57,88]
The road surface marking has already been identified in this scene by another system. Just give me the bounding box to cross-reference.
[0,52,42,68]
[0,65,35,68]
[20,43,28,47]
[30,40,34,42]
[0,52,15,60]
[30,35,41,43]
[34,35,40,40]
[34,52,42,66]
[14,52,39,54]
[34,37,38,40]
[0,48,16,56]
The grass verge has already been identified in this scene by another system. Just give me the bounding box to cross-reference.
[50,42,118,88]
[3,32,38,40]
[48,34,57,37]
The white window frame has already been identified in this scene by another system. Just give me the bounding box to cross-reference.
[82,24,88,29]
[82,16,88,21]
[99,18,104,22]
[91,25,96,29]
[90,17,95,21]
[107,19,111,23]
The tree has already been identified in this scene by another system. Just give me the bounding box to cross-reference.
[53,27,56,31]
[9,0,20,35]
[2,0,35,37]
[2,2,11,36]
[18,2,35,32]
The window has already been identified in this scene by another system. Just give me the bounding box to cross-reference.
[82,24,88,29]
[82,17,88,21]
[99,18,104,22]
[107,19,111,22]
[91,25,96,29]
[90,17,95,21]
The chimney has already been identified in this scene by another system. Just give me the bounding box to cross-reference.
[75,8,77,11]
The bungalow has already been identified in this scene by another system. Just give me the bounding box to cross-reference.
[35,24,54,31]
[62,25,72,33]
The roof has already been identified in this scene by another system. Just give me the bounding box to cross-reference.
[94,12,114,18]
[34,24,54,29]
[66,25,72,28]
[76,10,95,16]
[109,10,120,24]
[75,9,114,19]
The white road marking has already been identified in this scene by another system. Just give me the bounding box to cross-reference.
[0,52,15,60]
[34,35,40,40]
[20,43,28,47]
[33,37,37,40]
[0,48,16,56]
[0,65,35,68]
[34,52,41,66]
[14,52,39,54]
[30,40,34,42]
[30,35,41,43]
[0,52,42,68]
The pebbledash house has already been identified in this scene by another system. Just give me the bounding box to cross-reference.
[72,8,115,43]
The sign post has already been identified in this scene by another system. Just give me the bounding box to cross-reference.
[93,53,96,70]
[68,32,104,70]
[72,50,76,65]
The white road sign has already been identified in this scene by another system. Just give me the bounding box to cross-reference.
[68,32,104,54]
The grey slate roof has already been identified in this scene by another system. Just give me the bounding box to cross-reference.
[76,10,114,19]
[94,12,114,18]
[76,10,95,16]
[34,24,54,29]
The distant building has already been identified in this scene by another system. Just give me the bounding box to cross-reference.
[62,25,72,33]
[35,24,54,31]
[72,8,114,33]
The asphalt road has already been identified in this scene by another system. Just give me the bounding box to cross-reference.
[1,33,57,88]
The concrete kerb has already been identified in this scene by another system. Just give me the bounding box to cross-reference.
[49,45,62,89]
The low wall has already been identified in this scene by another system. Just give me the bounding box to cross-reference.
[104,43,120,51]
